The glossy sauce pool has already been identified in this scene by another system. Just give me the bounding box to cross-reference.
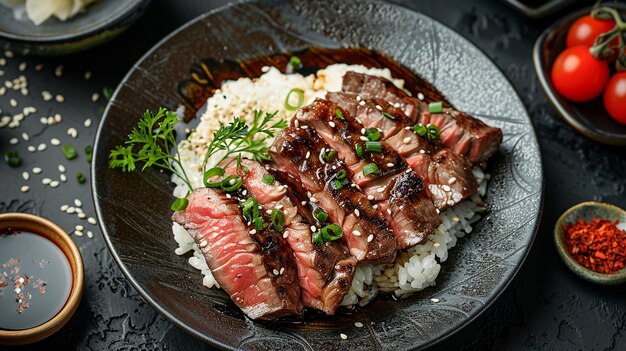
[0,230,72,331]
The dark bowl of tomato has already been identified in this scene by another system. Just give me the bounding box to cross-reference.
[533,4,626,146]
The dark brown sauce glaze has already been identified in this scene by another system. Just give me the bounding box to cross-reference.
[177,47,450,122]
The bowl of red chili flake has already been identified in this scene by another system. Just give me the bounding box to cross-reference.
[555,201,626,284]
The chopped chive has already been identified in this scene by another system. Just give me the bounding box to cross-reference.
[284,88,305,111]
[289,56,301,70]
[203,167,226,187]
[322,150,337,162]
[220,175,242,192]
[320,223,343,242]
[365,141,382,152]
[312,230,323,244]
[242,197,260,222]
[271,209,285,232]
[4,151,21,167]
[171,197,189,211]
[413,123,427,137]
[76,172,86,183]
[335,109,345,120]
[427,124,441,141]
[333,180,344,189]
[262,174,275,185]
[365,128,381,141]
[336,169,347,180]
[355,143,364,158]
[253,217,265,231]
[383,111,396,120]
[63,144,78,160]
[363,163,380,176]
[428,101,443,114]
[314,208,329,222]
[85,145,93,163]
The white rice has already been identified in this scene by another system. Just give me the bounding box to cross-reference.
[170,64,490,305]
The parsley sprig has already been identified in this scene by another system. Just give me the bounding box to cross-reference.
[201,110,287,174]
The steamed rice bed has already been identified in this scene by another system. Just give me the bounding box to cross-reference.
[171,64,488,307]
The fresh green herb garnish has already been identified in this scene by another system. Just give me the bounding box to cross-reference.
[103,87,114,101]
[85,145,93,163]
[262,174,275,185]
[76,172,86,183]
[220,175,243,192]
[284,88,304,111]
[365,128,381,141]
[363,163,380,176]
[322,149,337,162]
[171,196,189,211]
[312,223,343,244]
[365,141,382,153]
[333,180,344,189]
[314,207,328,222]
[289,56,301,70]
[335,109,345,120]
[203,167,226,187]
[428,101,443,114]
[63,144,78,160]
[336,170,347,180]
[4,151,21,167]
[271,209,284,232]
[383,111,396,120]
[355,143,364,158]
[413,122,440,142]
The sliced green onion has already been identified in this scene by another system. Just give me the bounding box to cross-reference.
[428,101,443,114]
[333,180,344,190]
[335,109,345,120]
[171,197,189,211]
[383,112,396,120]
[271,209,284,232]
[322,150,337,162]
[355,143,364,158]
[320,224,343,242]
[365,141,382,152]
[262,174,275,185]
[220,175,242,192]
[284,88,305,111]
[4,151,21,167]
[103,87,114,101]
[313,208,329,222]
[76,172,86,184]
[312,230,323,245]
[427,124,441,141]
[242,197,260,222]
[363,163,380,176]
[253,217,265,231]
[63,144,78,160]
[336,170,347,180]
[365,128,381,141]
[203,167,225,187]
[289,56,301,69]
[85,145,93,163]
[413,123,427,137]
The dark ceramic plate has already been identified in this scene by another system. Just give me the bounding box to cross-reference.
[92,1,543,350]
[533,4,626,146]
[503,0,575,18]
[0,0,151,56]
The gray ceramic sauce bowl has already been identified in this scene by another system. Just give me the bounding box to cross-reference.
[554,201,626,284]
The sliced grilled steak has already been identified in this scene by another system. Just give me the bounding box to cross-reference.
[222,158,356,314]
[341,72,503,165]
[172,188,302,320]
[270,126,397,263]
[294,99,441,248]
[328,91,478,209]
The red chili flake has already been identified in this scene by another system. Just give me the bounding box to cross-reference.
[563,218,626,274]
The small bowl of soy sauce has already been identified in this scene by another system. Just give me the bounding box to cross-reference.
[0,213,84,345]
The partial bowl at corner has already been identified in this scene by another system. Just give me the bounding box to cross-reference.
[0,213,84,345]
[533,4,626,146]
[554,202,626,285]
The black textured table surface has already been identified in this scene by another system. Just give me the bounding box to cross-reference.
[1,0,625,350]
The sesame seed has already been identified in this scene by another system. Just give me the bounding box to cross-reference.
[9,137,18,144]
[54,114,62,123]
[22,171,29,180]
[448,177,457,184]
[61,205,69,211]
[0,87,5,95]
[5,50,14,58]
[294,119,299,128]
[87,231,94,239]
[387,208,392,215]
[18,62,26,71]
[418,93,425,100]
[27,146,36,152]
[88,217,97,225]
[84,118,92,127]
[35,64,43,71]
[452,216,460,222]
[249,229,257,234]
[354,209,360,217]
[377,188,385,193]
[433,243,441,248]
[74,199,81,207]
[372,204,378,209]
[354,322,364,328]
[84,71,92,80]
[67,127,78,138]
[54,65,63,77]
[57,165,65,173]
[74,231,83,237]
[356,95,362,101]
[273,269,279,275]
[436,208,440,214]
[309,197,317,203]
[367,234,374,242]
[276,204,283,210]
[340,333,348,340]
[21,132,29,141]
[32,167,41,174]
[431,298,440,303]
[359,136,369,141]
[42,91,53,101]
[37,143,46,151]
[442,185,451,192]
[279,267,285,275]
[78,213,86,219]
[91,93,99,102]
[225,194,231,199]
[60,174,67,182]
[403,137,411,144]
[55,95,65,103]
[310,225,317,232]
[329,121,336,128]
[405,126,412,130]
[42,178,51,185]
[305,151,310,159]
[50,180,59,188]
[359,100,365,106]
[50,138,60,145]
[301,201,307,206]
[367,195,374,200]
[75,208,83,214]
[375,105,382,111]
[265,209,272,215]
[76,225,84,231]
[0,58,4,65]
[352,230,362,236]
[419,149,426,154]
[387,163,394,167]
[20,185,29,193]
[300,125,308,129]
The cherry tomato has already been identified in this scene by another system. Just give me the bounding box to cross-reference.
[551,46,610,102]
[567,15,616,48]
[603,72,626,124]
